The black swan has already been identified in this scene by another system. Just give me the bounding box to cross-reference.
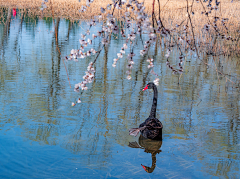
[129,82,163,140]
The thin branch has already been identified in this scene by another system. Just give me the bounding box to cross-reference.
[186,0,199,58]
[152,0,155,30]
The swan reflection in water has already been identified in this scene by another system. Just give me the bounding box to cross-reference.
[128,135,162,173]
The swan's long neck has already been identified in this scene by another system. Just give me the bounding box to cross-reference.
[149,85,158,118]
[142,152,157,173]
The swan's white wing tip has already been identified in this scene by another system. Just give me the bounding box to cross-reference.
[129,128,140,137]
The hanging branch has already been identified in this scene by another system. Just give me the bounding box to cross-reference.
[157,0,163,28]
[152,0,156,30]
[62,0,240,106]
[186,0,199,58]
[111,0,121,16]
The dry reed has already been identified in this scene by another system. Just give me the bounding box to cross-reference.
[1,0,239,27]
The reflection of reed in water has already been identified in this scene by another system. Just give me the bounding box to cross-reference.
[128,135,162,173]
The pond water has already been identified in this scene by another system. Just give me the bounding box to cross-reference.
[0,10,240,179]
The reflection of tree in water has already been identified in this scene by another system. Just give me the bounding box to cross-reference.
[128,135,162,173]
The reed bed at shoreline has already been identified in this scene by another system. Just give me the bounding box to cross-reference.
[1,0,239,27]
[1,0,239,56]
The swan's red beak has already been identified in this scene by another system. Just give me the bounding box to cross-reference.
[142,85,149,91]
[141,164,147,171]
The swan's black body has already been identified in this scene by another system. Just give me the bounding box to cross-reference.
[129,82,163,140]
[139,117,162,140]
